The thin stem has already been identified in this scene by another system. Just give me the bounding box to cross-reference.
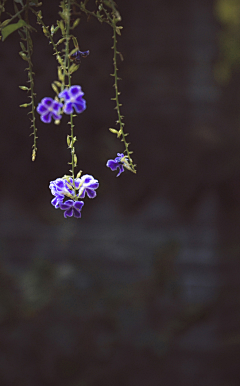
[30,7,67,82]
[0,3,27,28]
[112,21,135,172]
[65,0,76,193]
[25,27,37,160]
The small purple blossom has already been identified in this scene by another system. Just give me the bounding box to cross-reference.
[49,178,74,198]
[69,50,90,65]
[58,85,86,114]
[37,97,63,123]
[106,153,126,177]
[76,175,99,199]
[59,200,84,218]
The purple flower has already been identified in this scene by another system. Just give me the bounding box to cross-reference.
[49,178,74,198]
[51,195,64,209]
[37,97,63,123]
[59,199,84,218]
[58,86,86,114]
[69,50,90,65]
[106,153,127,177]
[76,175,99,199]
[49,174,99,218]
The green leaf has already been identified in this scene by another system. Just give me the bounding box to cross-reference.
[19,51,28,61]
[69,63,79,74]
[2,19,27,41]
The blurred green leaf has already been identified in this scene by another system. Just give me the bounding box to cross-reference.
[2,19,27,41]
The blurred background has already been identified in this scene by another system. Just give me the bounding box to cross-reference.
[0,0,239,384]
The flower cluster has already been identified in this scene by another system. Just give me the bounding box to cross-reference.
[37,85,86,123]
[50,174,99,218]
[106,153,133,177]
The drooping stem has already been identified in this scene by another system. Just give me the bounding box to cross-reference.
[112,20,136,172]
[65,0,76,193]
[26,27,38,161]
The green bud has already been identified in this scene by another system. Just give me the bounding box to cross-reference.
[19,51,28,61]
[109,128,118,134]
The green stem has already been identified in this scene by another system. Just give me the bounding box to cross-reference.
[0,3,27,28]
[25,28,37,160]
[65,0,76,193]
[30,7,67,83]
[112,21,135,171]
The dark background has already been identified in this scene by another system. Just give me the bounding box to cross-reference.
[0,0,240,385]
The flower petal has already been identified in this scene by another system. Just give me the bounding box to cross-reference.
[63,102,74,115]
[51,197,60,208]
[59,89,70,100]
[73,208,81,218]
[37,104,47,114]
[69,85,83,96]
[106,159,119,171]
[86,188,97,198]
[73,100,86,113]
[64,207,74,218]
[73,201,84,211]
[60,199,74,210]
[52,101,63,111]
[41,112,52,123]
[116,164,124,177]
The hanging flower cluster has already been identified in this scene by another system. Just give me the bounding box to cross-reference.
[37,85,86,123]
[49,174,99,218]
[0,0,136,221]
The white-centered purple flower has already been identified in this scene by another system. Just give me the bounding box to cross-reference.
[59,200,84,218]
[76,174,99,199]
[58,85,86,114]
[37,97,63,123]
[49,178,74,198]
[49,174,99,218]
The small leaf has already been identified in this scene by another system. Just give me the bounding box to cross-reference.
[109,128,118,134]
[19,51,29,61]
[72,36,79,48]
[58,20,65,35]
[69,63,79,74]
[2,19,28,41]
[20,103,30,107]
[0,19,10,28]
[74,154,78,166]
[115,26,123,36]
[32,149,36,161]
[76,170,82,178]
[20,41,27,52]
[51,83,59,94]
[19,86,29,91]
[54,80,62,87]
[72,18,80,29]
[69,47,78,56]
[58,67,64,81]
[56,55,64,66]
